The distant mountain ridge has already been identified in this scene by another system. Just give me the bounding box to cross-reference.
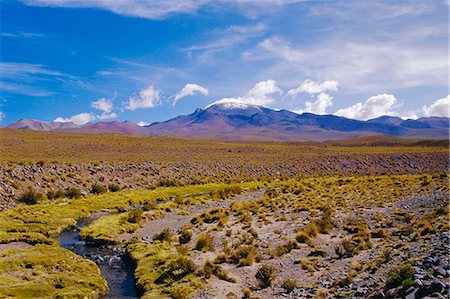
[5,100,449,141]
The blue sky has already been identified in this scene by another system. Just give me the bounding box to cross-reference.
[1,0,448,125]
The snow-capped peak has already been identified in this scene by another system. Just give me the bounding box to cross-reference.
[205,98,260,110]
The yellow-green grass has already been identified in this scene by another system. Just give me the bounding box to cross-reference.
[78,182,261,244]
[0,244,108,298]
[128,242,202,299]
[0,129,446,164]
[0,181,262,245]
[79,213,143,245]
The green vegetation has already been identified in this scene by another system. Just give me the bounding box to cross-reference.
[195,233,214,251]
[281,279,299,293]
[17,188,44,205]
[90,184,106,194]
[79,213,142,245]
[387,262,415,287]
[256,264,277,288]
[0,244,107,298]
[0,182,262,245]
[127,242,202,299]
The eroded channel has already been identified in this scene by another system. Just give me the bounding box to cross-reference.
[57,214,138,299]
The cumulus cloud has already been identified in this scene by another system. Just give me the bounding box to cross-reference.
[54,112,95,125]
[98,112,118,120]
[242,79,282,106]
[125,85,161,110]
[335,94,398,120]
[294,92,333,115]
[137,121,150,126]
[290,79,338,114]
[422,95,450,117]
[91,98,113,113]
[173,83,208,105]
[288,79,338,95]
[211,80,281,107]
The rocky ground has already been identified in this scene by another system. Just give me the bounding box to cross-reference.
[1,151,447,208]
[110,175,449,299]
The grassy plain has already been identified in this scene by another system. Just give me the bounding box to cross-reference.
[0,129,447,164]
[0,129,448,298]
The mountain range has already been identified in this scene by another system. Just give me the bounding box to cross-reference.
[5,99,449,141]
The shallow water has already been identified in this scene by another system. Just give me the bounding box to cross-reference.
[58,216,138,299]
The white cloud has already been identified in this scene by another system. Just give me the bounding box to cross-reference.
[260,31,447,92]
[173,83,208,105]
[91,98,113,113]
[0,111,5,121]
[98,112,118,120]
[54,112,95,125]
[2,31,43,38]
[125,85,161,110]
[335,94,398,120]
[294,92,333,115]
[242,79,281,106]
[207,80,281,107]
[23,1,304,20]
[23,0,207,19]
[137,121,150,126]
[287,79,338,95]
[422,95,450,117]
[289,79,338,114]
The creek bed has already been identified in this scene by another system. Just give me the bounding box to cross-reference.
[57,214,138,299]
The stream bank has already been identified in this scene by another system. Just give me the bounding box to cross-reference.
[58,214,138,299]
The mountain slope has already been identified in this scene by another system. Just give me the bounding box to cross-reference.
[5,100,449,141]
[146,100,449,141]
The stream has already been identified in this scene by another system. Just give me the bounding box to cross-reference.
[57,215,138,299]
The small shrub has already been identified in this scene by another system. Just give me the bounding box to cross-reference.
[47,189,64,200]
[371,228,388,238]
[176,244,190,256]
[179,227,192,244]
[275,240,298,256]
[64,188,82,199]
[156,255,197,284]
[202,260,236,283]
[214,253,229,264]
[281,279,298,293]
[127,209,143,224]
[335,239,357,258]
[296,231,313,246]
[158,180,179,187]
[108,184,121,192]
[314,205,334,234]
[91,184,106,194]
[17,188,44,205]
[153,228,173,242]
[243,287,252,298]
[143,201,157,211]
[264,187,279,199]
[387,263,415,287]
[296,258,315,273]
[305,221,319,238]
[230,245,257,266]
[314,288,329,299]
[170,284,194,299]
[195,233,213,251]
[256,264,277,288]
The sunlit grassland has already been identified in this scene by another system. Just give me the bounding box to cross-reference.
[0,129,446,164]
[122,174,448,298]
[128,242,203,299]
[0,182,263,245]
[0,244,108,298]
